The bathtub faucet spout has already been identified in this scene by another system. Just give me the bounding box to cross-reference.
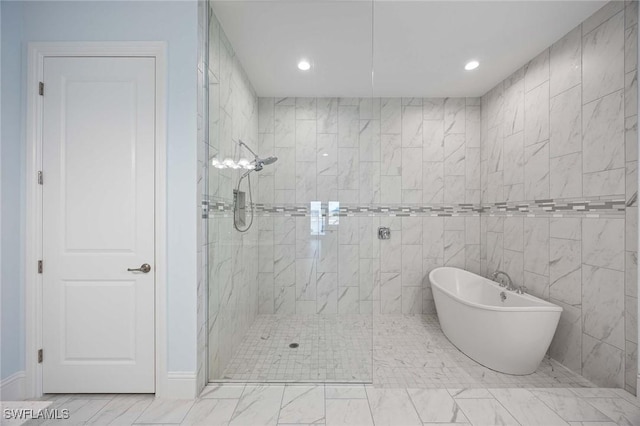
[491,270,516,292]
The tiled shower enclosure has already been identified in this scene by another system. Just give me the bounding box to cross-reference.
[196,0,639,394]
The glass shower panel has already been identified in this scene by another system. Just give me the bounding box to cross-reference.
[206,0,374,383]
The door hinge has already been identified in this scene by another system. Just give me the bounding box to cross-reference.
[39,82,44,96]
[38,349,43,363]
[38,260,43,274]
[37,171,43,185]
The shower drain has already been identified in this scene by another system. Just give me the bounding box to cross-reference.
[289,343,299,349]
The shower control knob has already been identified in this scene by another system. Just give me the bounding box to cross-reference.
[378,227,391,240]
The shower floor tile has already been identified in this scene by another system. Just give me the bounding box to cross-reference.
[219,314,373,382]
[217,314,594,389]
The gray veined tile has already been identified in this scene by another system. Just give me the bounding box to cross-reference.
[180,399,238,426]
[455,398,519,426]
[583,398,640,426]
[550,217,581,241]
[381,98,401,135]
[550,85,582,158]
[625,250,638,298]
[325,399,373,426]
[502,70,524,137]
[402,148,423,189]
[549,237,581,306]
[581,334,624,388]
[134,399,194,424]
[317,97,338,134]
[582,0,624,35]
[325,385,367,399]
[229,385,284,426]
[86,395,153,425]
[626,162,638,207]
[275,105,296,148]
[524,81,550,146]
[423,98,445,120]
[365,388,421,426]
[582,11,625,104]
[317,134,338,176]
[524,141,550,200]
[549,299,582,372]
[295,97,316,120]
[583,168,626,197]
[444,134,466,177]
[625,25,638,74]
[503,216,523,252]
[402,106,424,147]
[337,148,359,191]
[407,389,468,424]
[487,125,503,173]
[337,287,360,314]
[447,388,493,399]
[466,105,482,148]
[258,98,275,134]
[488,388,568,426]
[625,70,637,118]
[550,26,582,97]
[524,217,550,276]
[423,119,445,162]
[381,134,402,175]
[524,49,550,93]
[625,294,638,343]
[529,389,611,422]
[36,398,110,426]
[569,388,619,398]
[582,90,625,174]
[582,264,625,349]
[581,218,625,271]
[444,98,466,135]
[503,132,524,186]
[626,0,639,29]
[278,385,325,424]
[624,341,638,394]
[338,105,360,148]
[316,272,338,314]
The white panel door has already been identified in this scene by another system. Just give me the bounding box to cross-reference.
[42,57,155,393]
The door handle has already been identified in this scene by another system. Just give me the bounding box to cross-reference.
[128,263,151,273]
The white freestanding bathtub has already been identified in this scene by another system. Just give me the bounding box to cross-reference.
[429,267,562,375]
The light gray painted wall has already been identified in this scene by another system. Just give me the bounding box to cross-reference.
[0,0,199,379]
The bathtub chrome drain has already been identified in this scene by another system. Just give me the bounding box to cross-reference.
[289,343,299,349]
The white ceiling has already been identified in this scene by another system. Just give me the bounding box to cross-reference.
[212,0,607,98]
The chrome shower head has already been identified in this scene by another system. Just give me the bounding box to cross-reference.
[253,156,278,172]
[238,140,278,172]
[261,156,278,166]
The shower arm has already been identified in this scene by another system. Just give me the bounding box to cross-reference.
[238,140,259,161]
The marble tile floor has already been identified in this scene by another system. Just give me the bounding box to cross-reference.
[219,314,593,389]
[17,385,640,425]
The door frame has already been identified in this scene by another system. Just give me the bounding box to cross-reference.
[25,42,168,398]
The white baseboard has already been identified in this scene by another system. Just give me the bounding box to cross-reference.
[165,371,197,399]
[1,371,26,401]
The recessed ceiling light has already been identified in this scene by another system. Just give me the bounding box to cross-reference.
[298,60,311,71]
[322,153,329,157]
[465,60,480,71]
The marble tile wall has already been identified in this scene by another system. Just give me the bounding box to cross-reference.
[256,97,482,315]
[196,0,208,395]
[480,1,638,392]
[205,8,260,381]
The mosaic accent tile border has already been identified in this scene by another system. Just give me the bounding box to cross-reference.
[202,197,626,219]
[481,198,626,217]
